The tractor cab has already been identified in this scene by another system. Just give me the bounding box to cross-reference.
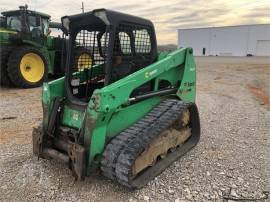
[61,9,158,105]
[1,5,50,41]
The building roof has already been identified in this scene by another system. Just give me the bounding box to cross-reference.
[177,23,270,31]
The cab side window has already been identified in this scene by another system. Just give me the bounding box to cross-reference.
[118,32,131,54]
[133,29,151,53]
[42,18,49,35]
[28,15,42,37]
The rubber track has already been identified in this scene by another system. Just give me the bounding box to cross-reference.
[101,99,185,187]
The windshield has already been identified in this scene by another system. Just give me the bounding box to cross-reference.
[6,16,21,31]
[0,17,6,27]
[67,29,108,101]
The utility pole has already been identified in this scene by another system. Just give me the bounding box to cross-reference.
[81,2,84,13]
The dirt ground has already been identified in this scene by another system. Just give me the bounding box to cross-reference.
[0,56,269,201]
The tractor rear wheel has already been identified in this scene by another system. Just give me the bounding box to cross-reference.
[73,48,93,71]
[0,47,14,87]
[7,46,48,88]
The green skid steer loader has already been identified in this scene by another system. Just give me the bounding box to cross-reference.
[0,5,92,88]
[32,9,200,189]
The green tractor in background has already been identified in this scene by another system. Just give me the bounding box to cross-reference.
[0,5,92,88]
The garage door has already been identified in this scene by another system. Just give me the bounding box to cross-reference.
[256,40,270,56]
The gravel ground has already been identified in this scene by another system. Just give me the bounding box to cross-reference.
[0,56,269,202]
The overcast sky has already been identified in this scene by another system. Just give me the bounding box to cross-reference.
[1,0,269,44]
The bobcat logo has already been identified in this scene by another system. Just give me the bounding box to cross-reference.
[145,69,157,78]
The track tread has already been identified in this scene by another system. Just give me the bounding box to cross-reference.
[115,100,189,188]
[101,99,180,185]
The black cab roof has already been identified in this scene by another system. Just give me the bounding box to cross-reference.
[62,8,154,30]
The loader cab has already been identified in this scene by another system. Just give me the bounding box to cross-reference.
[62,9,157,105]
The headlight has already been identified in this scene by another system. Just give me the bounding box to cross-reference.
[94,10,110,25]
[61,17,70,32]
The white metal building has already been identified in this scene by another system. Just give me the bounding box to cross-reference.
[177,24,270,56]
